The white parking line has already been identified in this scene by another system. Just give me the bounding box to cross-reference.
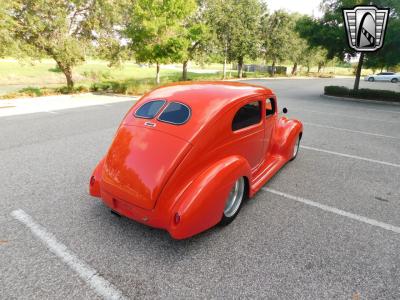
[285,99,400,114]
[296,108,400,124]
[303,122,400,140]
[263,188,400,234]
[11,209,126,300]
[301,145,400,168]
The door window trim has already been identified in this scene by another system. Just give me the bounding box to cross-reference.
[231,100,263,132]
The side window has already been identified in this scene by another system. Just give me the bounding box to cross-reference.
[232,101,262,131]
[266,98,275,117]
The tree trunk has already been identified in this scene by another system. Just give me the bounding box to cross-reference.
[353,52,364,92]
[238,57,244,78]
[317,62,322,73]
[182,60,188,81]
[56,61,73,90]
[307,65,310,74]
[271,60,276,77]
[223,56,227,80]
[291,62,298,75]
[156,62,160,84]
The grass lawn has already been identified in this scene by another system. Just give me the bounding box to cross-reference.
[0,58,372,99]
[0,58,366,86]
[0,59,190,85]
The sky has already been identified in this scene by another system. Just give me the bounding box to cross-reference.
[267,0,323,17]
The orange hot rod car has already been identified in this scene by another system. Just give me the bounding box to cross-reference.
[89,81,303,239]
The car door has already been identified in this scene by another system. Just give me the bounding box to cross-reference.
[231,99,264,171]
[376,72,384,81]
[382,72,394,82]
[264,97,277,157]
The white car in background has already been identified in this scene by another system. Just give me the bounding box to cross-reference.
[365,72,400,83]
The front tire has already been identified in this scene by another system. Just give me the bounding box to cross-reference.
[391,78,399,83]
[368,77,375,82]
[220,177,246,226]
[290,134,301,161]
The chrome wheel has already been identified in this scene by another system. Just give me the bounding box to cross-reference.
[293,136,300,158]
[224,177,245,218]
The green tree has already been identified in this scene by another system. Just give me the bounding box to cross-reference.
[206,0,263,78]
[181,1,211,80]
[6,0,120,90]
[364,18,400,71]
[126,0,196,84]
[0,2,15,57]
[204,0,231,79]
[261,10,293,76]
[297,0,400,91]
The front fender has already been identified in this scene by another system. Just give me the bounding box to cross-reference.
[168,156,251,239]
[271,117,303,161]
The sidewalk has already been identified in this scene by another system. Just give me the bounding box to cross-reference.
[0,93,138,117]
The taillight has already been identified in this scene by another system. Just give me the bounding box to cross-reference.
[174,213,181,225]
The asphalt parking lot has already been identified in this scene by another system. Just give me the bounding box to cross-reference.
[1,78,399,299]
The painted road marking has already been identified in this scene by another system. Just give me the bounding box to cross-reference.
[303,122,400,140]
[296,108,400,124]
[285,99,400,115]
[263,188,400,235]
[301,145,400,168]
[11,209,126,300]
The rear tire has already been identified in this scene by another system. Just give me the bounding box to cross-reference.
[220,177,246,226]
[290,134,301,161]
[368,77,375,82]
[391,78,398,83]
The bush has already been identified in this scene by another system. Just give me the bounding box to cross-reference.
[324,86,350,97]
[1,85,91,99]
[324,86,400,102]
[19,87,44,97]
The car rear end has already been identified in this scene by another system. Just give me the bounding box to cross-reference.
[89,99,193,229]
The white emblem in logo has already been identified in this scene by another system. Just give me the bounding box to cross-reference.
[343,6,389,52]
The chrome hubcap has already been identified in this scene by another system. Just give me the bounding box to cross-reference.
[224,177,245,218]
[293,136,299,157]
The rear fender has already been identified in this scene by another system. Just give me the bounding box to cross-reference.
[168,156,251,239]
[271,117,303,161]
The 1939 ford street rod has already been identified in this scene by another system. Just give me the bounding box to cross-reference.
[89,81,303,239]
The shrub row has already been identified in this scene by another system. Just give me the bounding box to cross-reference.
[324,86,400,102]
[1,86,90,99]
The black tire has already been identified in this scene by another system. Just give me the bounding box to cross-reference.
[290,134,301,161]
[368,77,375,82]
[391,78,399,83]
[220,177,247,226]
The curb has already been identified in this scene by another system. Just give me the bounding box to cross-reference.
[224,76,327,81]
[321,94,400,106]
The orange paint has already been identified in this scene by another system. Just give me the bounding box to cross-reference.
[89,82,303,239]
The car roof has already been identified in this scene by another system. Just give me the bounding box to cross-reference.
[134,81,274,142]
[141,81,273,111]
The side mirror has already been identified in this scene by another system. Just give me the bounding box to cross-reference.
[282,107,288,114]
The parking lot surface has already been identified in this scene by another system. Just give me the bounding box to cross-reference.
[1,78,399,299]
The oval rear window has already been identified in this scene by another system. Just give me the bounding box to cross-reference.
[134,100,165,119]
[158,102,191,125]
